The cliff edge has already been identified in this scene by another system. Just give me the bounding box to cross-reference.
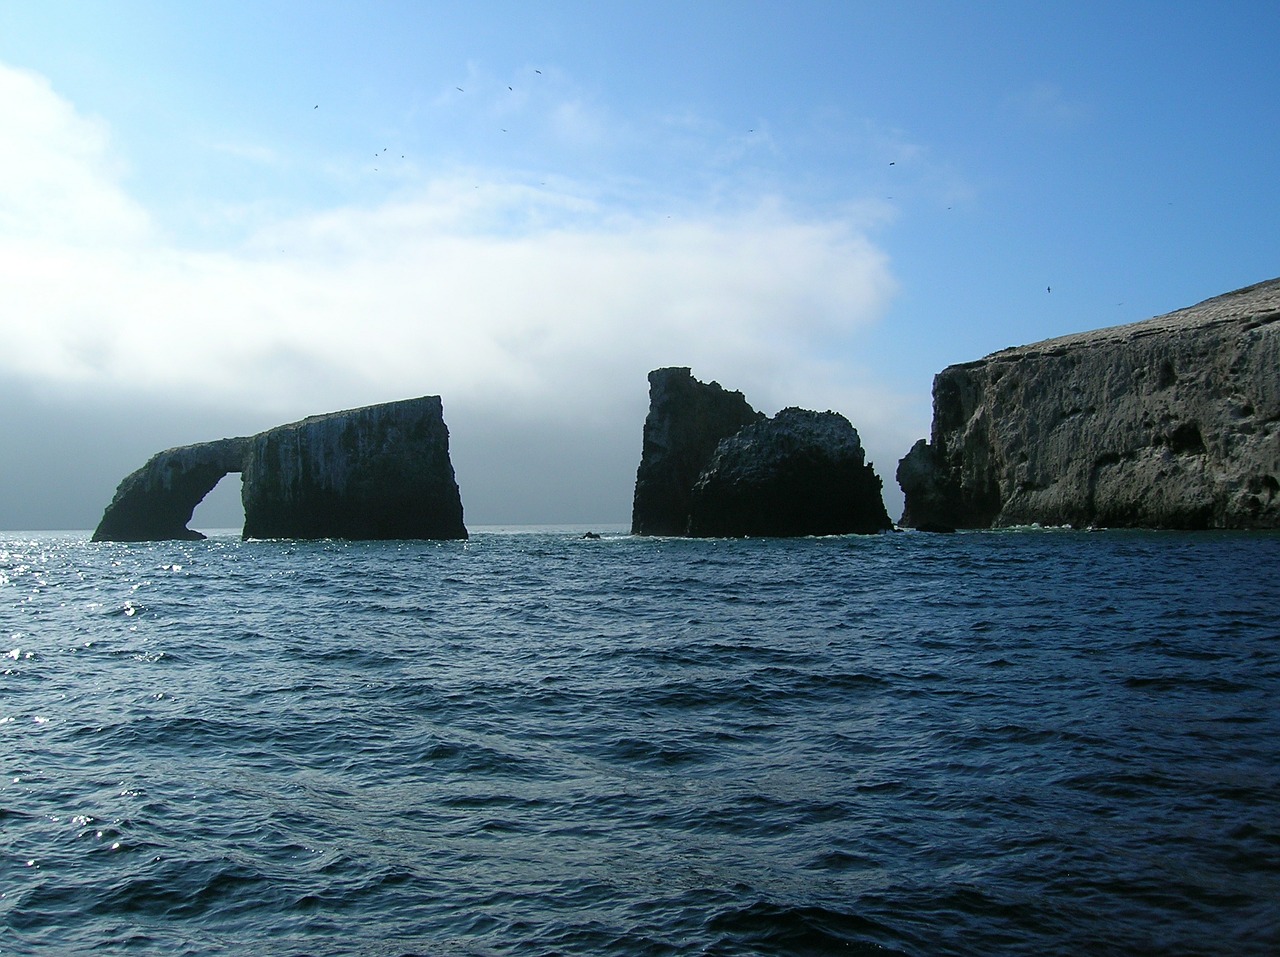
[898,278,1280,529]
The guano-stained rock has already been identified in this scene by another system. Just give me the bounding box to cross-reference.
[898,278,1280,530]
[93,396,467,541]
[688,408,893,537]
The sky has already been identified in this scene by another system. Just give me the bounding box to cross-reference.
[1,1,1278,530]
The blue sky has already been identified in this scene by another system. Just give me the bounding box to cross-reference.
[1,1,1277,529]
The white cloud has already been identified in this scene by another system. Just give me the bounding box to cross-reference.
[0,64,150,245]
[0,60,918,520]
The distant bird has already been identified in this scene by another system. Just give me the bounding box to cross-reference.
[508,86,513,91]
[313,105,318,109]
[457,87,464,92]
[889,161,895,166]
[1047,286,1052,293]
[535,69,542,74]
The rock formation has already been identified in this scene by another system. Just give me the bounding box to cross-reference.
[631,368,763,535]
[93,396,467,542]
[91,437,252,542]
[631,368,891,537]
[898,278,1280,530]
[688,408,893,537]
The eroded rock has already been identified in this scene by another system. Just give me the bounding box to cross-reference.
[93,396,467,541]
[688,408,893,537]
[898,278,1280,529]
[91,437,251,542]
[631,369,891,537]
[631,367,762,535]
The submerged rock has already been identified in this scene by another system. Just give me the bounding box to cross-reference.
[631,367,763,535]
[688,408,893,537]
[898,278,1280,529]
[93,396,467,541]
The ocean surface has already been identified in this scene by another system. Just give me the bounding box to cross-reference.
[2,526,1278,956]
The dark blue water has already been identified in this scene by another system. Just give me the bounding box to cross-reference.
[3,527,1278,955]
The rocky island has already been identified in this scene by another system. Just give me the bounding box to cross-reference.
[898,278,1280,530]
[93,396,467,541]
[632,367,891,537]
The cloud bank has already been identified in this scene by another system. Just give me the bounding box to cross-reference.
[1,61,914,525]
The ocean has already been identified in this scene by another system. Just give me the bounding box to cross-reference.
[2,527,1278,956]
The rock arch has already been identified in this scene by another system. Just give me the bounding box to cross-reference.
[92,438,249,541]
[92,396,467,541]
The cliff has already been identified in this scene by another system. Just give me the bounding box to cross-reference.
[688,408,893,537]
[898,278,1280,530]
[93,396,467,541]
[631,368,763,535]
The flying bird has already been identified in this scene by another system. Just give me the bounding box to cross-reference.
[535,69,542,74]
[456,87,464,92]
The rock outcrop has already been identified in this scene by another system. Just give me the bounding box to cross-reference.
[93,396,467,541]
[898,278,1280,530]
[688,408,893,537]
[91,437,252,542]
[631,368,891,537]
[631,368,763,535]
[241,396,466,540]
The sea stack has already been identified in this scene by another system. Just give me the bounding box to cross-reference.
[687,408,893,537]
[241,396,467,540]
[93,396,468,541]
[631,367,763,535]
[898,278,1280,530]
[631,368,891,537]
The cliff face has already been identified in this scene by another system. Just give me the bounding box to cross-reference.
[688,408,893,537]
[241,396,466,540]
[898,278,1280,530]
[631,368,763,535]
[91,437,252,542]
[93,396,467,541]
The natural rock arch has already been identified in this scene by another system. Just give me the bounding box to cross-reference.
[93,396,467,541]
[91,438,249,541]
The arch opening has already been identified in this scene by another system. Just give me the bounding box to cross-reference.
[191,471,245,536]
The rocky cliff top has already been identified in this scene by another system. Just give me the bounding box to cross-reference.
[974,277,1280,366]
